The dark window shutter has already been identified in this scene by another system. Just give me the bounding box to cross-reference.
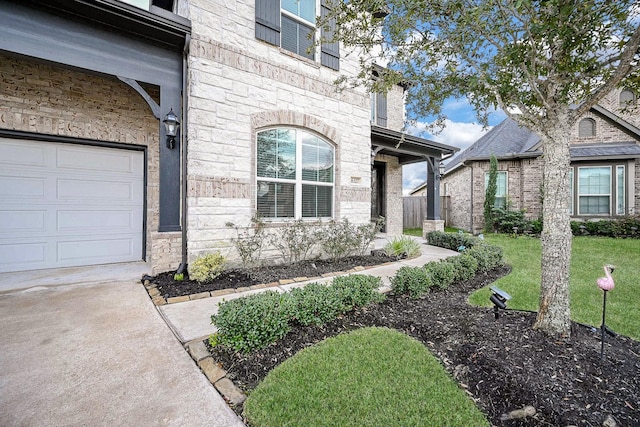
[320,0,340,70]
[376,92,387,127]
[256,0,280,46]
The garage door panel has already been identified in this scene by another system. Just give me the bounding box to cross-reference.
[57,209,140,232]
[0,242,47,265]
[1,141,47,167]
[57,178,136,202]
[0,176,47,198]
[57,146,140,175]
[0,210,47,233]
[57,237,137,261]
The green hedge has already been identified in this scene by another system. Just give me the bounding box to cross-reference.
[571,216,640,238]
[391,232,504,299]
[211,275,384,353]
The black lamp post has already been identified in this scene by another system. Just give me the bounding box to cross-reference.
[163,108,180,149]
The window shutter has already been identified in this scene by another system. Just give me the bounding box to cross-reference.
[256,0,280,46]
[376,92,387,127]
[320,0,340,70]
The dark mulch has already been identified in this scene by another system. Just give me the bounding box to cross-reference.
[151,253,401,298]
[208,266,640,426]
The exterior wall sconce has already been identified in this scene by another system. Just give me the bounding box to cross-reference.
[438,162,446,178]
[163,108,180,149]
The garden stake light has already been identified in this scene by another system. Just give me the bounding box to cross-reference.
[489,286,511,320]
[596,265,615,361]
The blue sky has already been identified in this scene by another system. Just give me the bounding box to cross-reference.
[402,97,506,194]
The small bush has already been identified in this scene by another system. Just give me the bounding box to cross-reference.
[491,207,529,234]
[188,252,226,283]
[226,214,266,268]
[331,275,385,310]
[289,284,343,326]
[447,254,479,282]
[383,235,422,258]
[210,291,292,353]
[571,216,640,238]
[466,244,503,272]
[354,217,385,255]
[270,219,319,264]
[424,260,457,289]
[426,231,480,251]
[317,218,359,261]
[390,266,432,299]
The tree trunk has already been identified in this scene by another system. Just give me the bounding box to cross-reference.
[533,120,573,337]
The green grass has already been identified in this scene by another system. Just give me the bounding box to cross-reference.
[403,228,422,237]
[244,327,489,427]
[468,235,640,339]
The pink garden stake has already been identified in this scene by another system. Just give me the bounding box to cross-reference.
[597,265,615,361]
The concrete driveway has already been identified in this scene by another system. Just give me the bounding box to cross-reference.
[0,270,244,427]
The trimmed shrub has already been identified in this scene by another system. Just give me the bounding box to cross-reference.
[491,207,529,234]
[317,218,359,261]
[269,219,319,264]
[331,275,385,311]
[210,291,292,353]
[390,266,432,299]
[383,235,422,258]
[466,244,503,272]
[211,275,385,353]
[424,260,457,289]
[289,284,343,326]
[188,252,226,283]
[571,216,640,238]
[426,231,480,252]
[448,254,479,282]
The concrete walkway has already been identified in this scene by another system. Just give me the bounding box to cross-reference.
[0,278,244,427]
[160,236,458,344]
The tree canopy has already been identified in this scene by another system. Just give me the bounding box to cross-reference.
[322,0,640,336]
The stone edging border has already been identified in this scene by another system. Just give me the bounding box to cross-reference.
[141,262,399,306]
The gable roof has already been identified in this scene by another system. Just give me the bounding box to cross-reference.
[444,105,640,175]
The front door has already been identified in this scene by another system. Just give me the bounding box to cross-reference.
[371,161,386,232]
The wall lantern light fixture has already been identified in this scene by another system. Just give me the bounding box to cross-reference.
[163,108,180,149]
[438,162,446,179]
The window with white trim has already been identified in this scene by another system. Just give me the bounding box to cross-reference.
[616,165,625,215]
[484,171,508,208]
[255,0,340,70]
[578,166,611,215]
[256,128,334,219]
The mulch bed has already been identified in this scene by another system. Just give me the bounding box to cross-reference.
[151,253,402,298]
[207,266,640,426]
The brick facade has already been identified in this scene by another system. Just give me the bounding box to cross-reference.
[0,53,179,274]
[442,88,639,233]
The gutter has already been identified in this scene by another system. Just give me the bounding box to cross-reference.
[176,33,190,275]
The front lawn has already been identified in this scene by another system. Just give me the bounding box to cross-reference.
[468,235,640,339]
[244,327,489,427]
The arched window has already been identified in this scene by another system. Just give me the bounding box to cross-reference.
[256,128,334,219]
[578,118,596,137]
[619,89,636,107]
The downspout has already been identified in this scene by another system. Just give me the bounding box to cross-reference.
[176,33,190,275]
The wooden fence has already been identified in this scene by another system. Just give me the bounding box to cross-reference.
[403,196,450,229]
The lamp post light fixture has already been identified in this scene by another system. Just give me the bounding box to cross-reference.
[163,108,180,149]
[489,286,511,319]
[438,162,446,179]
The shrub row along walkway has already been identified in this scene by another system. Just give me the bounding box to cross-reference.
[156,236,458,344]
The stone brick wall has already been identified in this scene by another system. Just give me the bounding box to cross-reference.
[441,166,472,231]
[0,53,178,274]
[182,0,373,263]
[386,84,405,132]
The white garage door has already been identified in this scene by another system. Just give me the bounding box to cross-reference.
[0,138,144,273]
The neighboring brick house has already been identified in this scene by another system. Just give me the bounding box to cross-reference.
[0,0,455,276]
[441,89,640,233]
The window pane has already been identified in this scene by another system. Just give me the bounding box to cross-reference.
[302,185,332,217]
[282,0,315,23]
[496,172,507,197]
[302,133,334,183]
[281,15,314,60]
[578,119,595,137]
[617,166,625,215]
[257,181,295,218]
[118,0,149,10]
[579,196,610,215]
[578,167,610,195]
[257,129,296,179]
[569,168,574,215]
